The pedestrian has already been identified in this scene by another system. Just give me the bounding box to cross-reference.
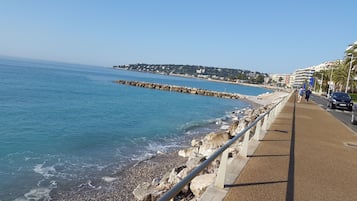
[298,87,304,103]
[305,88,312,102]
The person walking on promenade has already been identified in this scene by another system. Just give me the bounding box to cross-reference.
[298,87,304,103]
[305,88,312,102]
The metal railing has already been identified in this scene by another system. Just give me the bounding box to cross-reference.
[158,91,293,201]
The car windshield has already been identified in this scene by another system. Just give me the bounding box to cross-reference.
[333,93,350,99]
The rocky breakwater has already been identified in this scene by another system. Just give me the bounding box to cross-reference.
[114,80,244,100]
[132,102,277,201]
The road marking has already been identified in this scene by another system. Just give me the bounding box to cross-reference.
[326,108,352,113]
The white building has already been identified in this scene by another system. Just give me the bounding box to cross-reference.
[312,61,338,72]
[292,67,315,88]
[270,74,291,87]
[196,68,205,74]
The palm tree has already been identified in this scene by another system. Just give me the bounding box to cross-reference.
[342,41,357,92]
[313,70,329,92]
[345,41,357,63]
[333,65,349,91]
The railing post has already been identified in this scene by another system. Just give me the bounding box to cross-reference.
[277,101,284,114]
[274,104,279,117]
[262,112,269,131]
[215,149,229,188]
[240,129,251,157]
[253,119,262,141]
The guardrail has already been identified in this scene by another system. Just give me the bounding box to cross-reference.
[158,91,293,201]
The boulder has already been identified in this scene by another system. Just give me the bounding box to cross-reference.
[233,118,249,135]
[227,121,239,135]
[168,165,187,184]
[168,166,190,193]
[190,174,216,197]
[191,139,202,147]
[133,182,153,201]
[198,132,229,157]
[178,147,199,158]
[186,155,206,170]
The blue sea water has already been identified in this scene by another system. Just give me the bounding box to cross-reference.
[0,57,271,200]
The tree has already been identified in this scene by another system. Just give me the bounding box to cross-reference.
[332,61,357,93]
[337,41,357,92]
[344,41,357,69]
[255,74,265,84]
[313,70,329,92]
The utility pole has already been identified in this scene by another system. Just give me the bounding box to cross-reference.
[319,73,324,94]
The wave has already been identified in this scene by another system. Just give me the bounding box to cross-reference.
[33,164,56,179]
[14,180,56,201]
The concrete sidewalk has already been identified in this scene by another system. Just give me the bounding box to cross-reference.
[223,93,357,201]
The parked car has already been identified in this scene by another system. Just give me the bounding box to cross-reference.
[327,92,353,111]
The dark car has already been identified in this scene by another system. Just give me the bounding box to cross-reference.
[327,92,353,111]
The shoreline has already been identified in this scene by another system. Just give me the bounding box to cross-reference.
[52,90,288,201]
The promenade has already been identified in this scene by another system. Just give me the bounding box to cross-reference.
[223,93,357,201]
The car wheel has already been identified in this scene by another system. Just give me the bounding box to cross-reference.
[352,113,357,125]
[331,103,336,109]
[348,106,353,111]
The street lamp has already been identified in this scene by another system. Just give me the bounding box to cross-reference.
[327,65,334,97]
[345,53,354,93]
[320,72,324,93]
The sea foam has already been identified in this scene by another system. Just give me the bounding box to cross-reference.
[33,164,56,179]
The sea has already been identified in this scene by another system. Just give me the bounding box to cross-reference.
[0,56,271,200]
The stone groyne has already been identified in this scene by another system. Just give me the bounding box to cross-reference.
[114,80,244,100]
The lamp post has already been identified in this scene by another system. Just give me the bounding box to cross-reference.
[319,72,324,93]
[327,66,334,97]
[345,54,354,93]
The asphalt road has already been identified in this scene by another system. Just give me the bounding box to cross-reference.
[309,94,357,133]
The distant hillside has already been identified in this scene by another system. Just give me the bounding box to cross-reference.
[113,64,268,84]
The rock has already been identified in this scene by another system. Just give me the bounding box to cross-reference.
[151,190,166,201]
[228,121,239,135]
[198,146,215,157]
[190,174,216,197]
[186,155,206,170]
[233,118,249,135]
[168,165,187,184]
[132,182,153,201]
[199,132,230,156]
[102,176,117,182]
[191,139,202,147]
[178,147,199,158]
[151,178,160,186]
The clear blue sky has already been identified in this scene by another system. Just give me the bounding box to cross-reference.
[0,0,356,74]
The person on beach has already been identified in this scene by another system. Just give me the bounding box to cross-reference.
[298,87,304,103]
[305,88,312,102]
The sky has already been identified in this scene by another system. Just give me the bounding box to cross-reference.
[0,0,356,74]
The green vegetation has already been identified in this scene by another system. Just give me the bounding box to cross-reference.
[113,63,268,84]
[349,93,357,102]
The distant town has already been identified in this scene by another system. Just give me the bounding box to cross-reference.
[113,61,339,89]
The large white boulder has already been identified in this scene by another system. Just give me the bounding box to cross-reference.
[190,174,216,197]
[178,147,199,158]
[198,132,229,157]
